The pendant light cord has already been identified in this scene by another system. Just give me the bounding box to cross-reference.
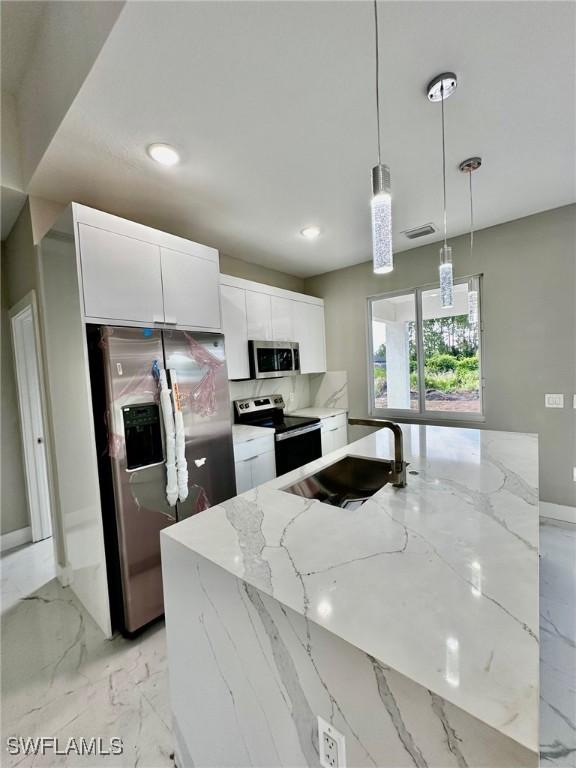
[441,82,447,247]
[469,169,474,254]
[374,0,381,165]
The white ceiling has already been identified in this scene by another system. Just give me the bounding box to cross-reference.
[26,1,575,277]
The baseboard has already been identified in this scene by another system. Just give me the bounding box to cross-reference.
[540,501,576,525]
[56,563,73,587]
[0,526,32,553]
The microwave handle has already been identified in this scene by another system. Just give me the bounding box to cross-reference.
[293,345,300,372]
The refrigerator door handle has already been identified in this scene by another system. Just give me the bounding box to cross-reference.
[125,461,165,474]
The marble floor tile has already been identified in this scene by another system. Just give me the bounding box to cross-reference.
[1,523,574,766]
[1,543,173,767]
[1,538,56,615]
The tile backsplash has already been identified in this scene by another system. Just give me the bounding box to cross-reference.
[228,370,348,414]
[228,375,311,412]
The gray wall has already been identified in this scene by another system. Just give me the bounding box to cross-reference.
[220,252,305,292]
[305,205,576,507]
[0,202,36,534]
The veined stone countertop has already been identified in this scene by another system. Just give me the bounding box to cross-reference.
[163,424,539,753]
[290,406,347,419]
[231,423,275,444]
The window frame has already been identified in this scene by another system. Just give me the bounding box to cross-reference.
[366,275,485,423]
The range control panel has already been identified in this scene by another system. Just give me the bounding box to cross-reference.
[234,395,284,415]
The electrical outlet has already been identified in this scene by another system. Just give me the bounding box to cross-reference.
[545,394,564,408]
[289,390,295,403]
[318,717,346,768]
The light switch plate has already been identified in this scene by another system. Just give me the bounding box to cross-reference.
[573,394,576,409]
[545,394,564,408]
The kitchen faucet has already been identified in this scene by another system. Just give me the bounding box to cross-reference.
[347,418,407,487]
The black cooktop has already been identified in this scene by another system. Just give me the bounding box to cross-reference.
[236,406,320,434]
[252,413,320,434]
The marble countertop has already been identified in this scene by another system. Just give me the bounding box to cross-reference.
[290,406,347,419]
[164,424,540,752]
[232,424,275,444]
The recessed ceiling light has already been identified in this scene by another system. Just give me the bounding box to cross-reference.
[300,226,321,240]
[147,143,180,166]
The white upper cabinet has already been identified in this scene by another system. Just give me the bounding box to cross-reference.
[294,301,327,374]
[78,224,165,324]
[74,205,221,330]
[245,290,273,340]
[270,296,294,341]
[160,247,220,329]
[219,275,327,380]
[220,284,250,379]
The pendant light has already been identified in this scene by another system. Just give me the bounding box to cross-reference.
[371,0,393,274]
[459,156,482,324]
[427,73,457,307]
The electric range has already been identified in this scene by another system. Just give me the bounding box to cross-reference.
[234,395,322,475]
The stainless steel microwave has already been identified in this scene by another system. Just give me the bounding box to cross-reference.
[248,340,300,379]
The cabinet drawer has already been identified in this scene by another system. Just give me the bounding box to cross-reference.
[233,435,275,462]
[320,413,347,431]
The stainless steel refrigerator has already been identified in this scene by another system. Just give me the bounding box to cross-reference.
[87,325,236,636]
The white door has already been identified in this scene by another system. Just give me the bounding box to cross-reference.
[220,284,250,379]
[10,296,52,542]
[78,224,165,324]
[271,297,294,341]
[246,291,273,340]
[161,247,221,329]
[294,301,327,373]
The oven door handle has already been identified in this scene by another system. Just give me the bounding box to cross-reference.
[275,423,321,441]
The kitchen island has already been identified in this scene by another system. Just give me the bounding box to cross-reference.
[161,424,539,767]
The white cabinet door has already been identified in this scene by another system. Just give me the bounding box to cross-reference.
[332,425,348,451]
[160,247,220,329]
[78,224,164,323]
[294,301,326,374]
[271,296,294,341]
[234,459,253,494]
[221,285,249,379]
[321,423,348,456]
[246,291,272,340]
[250,450,276,487]
[320,428,334,456]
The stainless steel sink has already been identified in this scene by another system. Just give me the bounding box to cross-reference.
[282,455,406,510]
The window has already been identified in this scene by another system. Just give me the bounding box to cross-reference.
[368,277,483,420]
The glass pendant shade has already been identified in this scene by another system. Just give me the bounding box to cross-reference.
[371,164,393,274]
[468,279,478,324]
[439,244,454,308]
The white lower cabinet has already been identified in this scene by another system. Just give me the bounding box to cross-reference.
[233,435,276,493]
[319,413,348,456]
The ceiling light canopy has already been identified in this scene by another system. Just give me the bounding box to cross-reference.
[147,143,180,166]
[300,225,321,240]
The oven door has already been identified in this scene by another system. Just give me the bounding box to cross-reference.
[249,341,299,379]
[275,423,322,475]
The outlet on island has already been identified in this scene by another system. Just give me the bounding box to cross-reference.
[318,716,346,768]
